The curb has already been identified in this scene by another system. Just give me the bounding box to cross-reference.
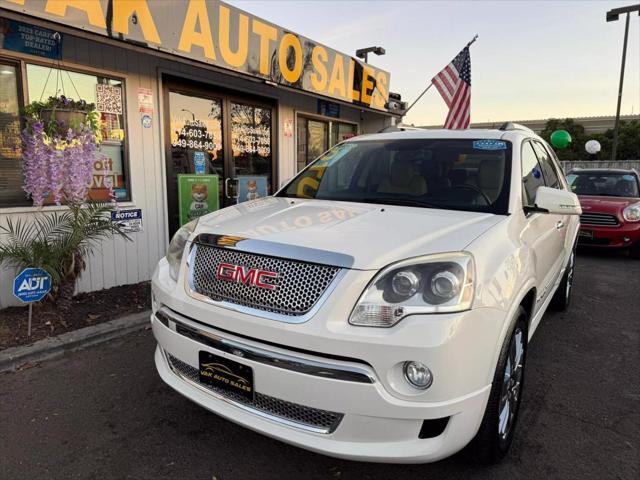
[0,310,151,373]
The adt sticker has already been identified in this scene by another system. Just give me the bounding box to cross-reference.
[141,114,152,128]
[473,140,507,150]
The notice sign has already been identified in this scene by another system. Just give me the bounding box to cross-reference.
[111,209,143,233]
[178,174,219,226]
[138,87,153,114]
[0,18,61,59]
[96,84,123,115]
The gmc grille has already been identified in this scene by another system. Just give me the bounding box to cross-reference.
[189,243,341,316]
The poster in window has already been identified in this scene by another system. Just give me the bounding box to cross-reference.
[95,84,123,115]
[90,142,126,201]
[177,174,219,226]
[237,175,269,204]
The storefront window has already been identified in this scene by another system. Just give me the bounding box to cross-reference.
[26,64,129,202]
[0,62,23,206]
[296,116,357,171]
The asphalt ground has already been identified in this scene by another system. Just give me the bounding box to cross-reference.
[1,250,638,480]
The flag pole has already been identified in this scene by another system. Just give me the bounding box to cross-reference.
[402,34,478,116]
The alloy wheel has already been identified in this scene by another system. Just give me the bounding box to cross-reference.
[565,252,575,300]
[498,327,524,441]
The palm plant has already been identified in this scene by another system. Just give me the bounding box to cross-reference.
[0,203,130,314]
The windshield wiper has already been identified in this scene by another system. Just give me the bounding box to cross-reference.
[357,197,440,209]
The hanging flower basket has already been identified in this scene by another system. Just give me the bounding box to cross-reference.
[21,95,104,206]
[40,108,88,129]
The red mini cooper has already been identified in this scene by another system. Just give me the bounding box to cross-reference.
[567,168,640,258]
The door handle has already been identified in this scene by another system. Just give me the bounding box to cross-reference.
[556,220,565,230]
[224,178,232,199]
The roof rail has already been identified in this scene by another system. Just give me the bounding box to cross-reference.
[377,123,423,133]
[498,122,535,133]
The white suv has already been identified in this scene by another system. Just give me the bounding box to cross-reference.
[151,126,581,464]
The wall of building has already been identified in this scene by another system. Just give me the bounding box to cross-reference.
[0,30,393,308]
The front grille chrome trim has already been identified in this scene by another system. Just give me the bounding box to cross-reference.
[185,244,346,324]
[156,307,375,384]
[162,349,344,434]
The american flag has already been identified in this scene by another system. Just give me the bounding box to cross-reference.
[432,47,471,129]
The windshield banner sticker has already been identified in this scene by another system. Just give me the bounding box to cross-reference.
[473,140,507,150]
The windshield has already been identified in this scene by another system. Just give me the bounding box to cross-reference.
[567,171,640,198]
[279,139,512,214]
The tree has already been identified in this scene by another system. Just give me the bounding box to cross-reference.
[540,118,640,161]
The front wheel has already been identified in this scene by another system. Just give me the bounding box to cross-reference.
[467,307,528,464]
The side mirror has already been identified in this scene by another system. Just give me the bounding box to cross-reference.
[533,186,582,215]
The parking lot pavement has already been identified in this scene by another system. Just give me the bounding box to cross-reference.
[1,251,638,480]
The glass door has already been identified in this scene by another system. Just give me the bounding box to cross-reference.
[163,77,275,236]
[166,89,224,235]
[229,101,273,204]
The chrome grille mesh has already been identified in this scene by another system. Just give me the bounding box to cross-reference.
[190,244,340,316]
[580,212,619,226]
[166,353,343,433]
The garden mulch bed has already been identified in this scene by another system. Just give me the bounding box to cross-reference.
[0,281,150,351]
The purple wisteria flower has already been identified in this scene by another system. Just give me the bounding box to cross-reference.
[22,121,98,207]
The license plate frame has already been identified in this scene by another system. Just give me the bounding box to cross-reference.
[579,229,593,239]
[199,351,254,401]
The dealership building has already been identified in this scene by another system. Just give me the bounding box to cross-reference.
[0,0,399,307]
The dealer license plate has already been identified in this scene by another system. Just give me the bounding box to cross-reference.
[579,229,593,239]
[199,351,254,401]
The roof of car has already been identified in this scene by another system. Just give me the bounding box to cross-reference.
[568,168,639,174]
[348,128,535,142]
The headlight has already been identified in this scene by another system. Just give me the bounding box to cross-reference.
[166,219,199,281]
[623,202,640,222]
[349,252,475,327]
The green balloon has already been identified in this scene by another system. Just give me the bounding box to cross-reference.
[550,130,572,149]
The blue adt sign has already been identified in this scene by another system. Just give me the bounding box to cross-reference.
[13,268,52,303]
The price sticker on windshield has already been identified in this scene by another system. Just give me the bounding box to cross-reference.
[473,140,507,150]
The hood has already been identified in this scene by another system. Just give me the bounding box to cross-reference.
[578,195,639,214]
[195,197,504,270]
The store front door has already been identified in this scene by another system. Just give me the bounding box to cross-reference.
[163,77,275,236]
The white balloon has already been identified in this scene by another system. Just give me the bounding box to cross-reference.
[585,140,601,155]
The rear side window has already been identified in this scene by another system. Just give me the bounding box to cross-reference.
[521,142,545,206]
[532,141,561,189]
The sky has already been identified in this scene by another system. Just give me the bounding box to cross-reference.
[229,0,640,126]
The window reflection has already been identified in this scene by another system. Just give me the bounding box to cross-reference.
[0,63,22,205]
[230,102,272,188]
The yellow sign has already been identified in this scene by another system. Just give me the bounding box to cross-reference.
[1,0,391,110]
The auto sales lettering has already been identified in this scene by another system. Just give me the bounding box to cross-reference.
[1,0,390,110]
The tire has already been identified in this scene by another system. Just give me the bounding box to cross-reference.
[550,249,575,311]
[630,242,640,259]
[467,306,528,464]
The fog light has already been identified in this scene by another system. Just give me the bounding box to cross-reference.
[403,361,433,389]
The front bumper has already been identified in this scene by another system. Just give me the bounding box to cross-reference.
[578,221,640,248]
[151,258,506,463]
[152,309,491,463]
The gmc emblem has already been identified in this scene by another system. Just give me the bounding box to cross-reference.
[215,263,278,290]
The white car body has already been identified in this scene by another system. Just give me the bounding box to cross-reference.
[151,128,581,463]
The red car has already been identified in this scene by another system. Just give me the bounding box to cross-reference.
[567,168,640,258]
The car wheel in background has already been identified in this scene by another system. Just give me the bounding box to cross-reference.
[467,306,528,464]
[550,250,575,311]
